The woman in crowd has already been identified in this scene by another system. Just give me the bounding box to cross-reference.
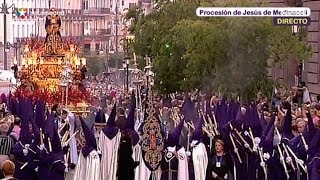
[1,160,16,180]
[206,138,233,180]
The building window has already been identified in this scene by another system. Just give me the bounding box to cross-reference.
[129,3,136,9]
[122,0,124,6]
[12,24,15,38]
[31,25,34,35]
[27,25,29,37]
[84,0,89,10]
[22,25,25,37]
[17,25,20,38]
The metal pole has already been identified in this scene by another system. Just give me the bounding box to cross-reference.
[115,0,118,65]
[3,0,8,70]
[106,41,109,71]
[115,1,119,86]
[126,65,129,92]
[65,85,68,106]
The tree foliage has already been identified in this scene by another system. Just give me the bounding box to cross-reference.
[128,0,312,100]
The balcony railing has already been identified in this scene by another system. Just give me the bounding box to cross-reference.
[27,8,83,18]
[139,0,152,3]
[83,8,111,15]
[85,29,112,36]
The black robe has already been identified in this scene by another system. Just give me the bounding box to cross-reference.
[117,136,139,180]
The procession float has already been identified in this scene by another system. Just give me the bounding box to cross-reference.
[14,8,90,114]
[9,8,92,151]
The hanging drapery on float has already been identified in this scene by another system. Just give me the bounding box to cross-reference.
[141,90,164,179]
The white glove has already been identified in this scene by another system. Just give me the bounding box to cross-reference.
[244,143,250,148]
[296,159,304,165]
[234,148,238,153]
[167,146,176,153]
[64,163,68,172]
[285,157,292,163]
[186,151,191,157]
[34,167,38,172]
[23,149,28,156]
[39,144,45,150]
[25,144,30,149]
[63,142,68,147]
[263,153,270,160]
[304,145,309,151]
[280,156,284,162]
[260,162,266,167]
[253,145,258,152]
[94,133,99,138]
[190,140,198,148]
[254,137,261,145]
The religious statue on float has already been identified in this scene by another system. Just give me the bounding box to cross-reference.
[45,8,63,55]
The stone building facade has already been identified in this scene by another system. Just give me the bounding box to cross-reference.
[269,0,320,95]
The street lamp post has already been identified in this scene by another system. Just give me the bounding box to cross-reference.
[144,56,153,89]
[126,59,129,92]
[289,0,303,86]
[0,0,15,70]
[122,59,129,92]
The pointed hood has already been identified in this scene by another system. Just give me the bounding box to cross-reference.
[85,111,96,130]
[244,106,253,130]
[260,113,276,147]
[102,103,119,139]
[35,99,46,129]
[107,103,117,126]
[234,106,247,130]
[193,116,203,141]
[124,95,136,129]
[251,105,263,137]
[25,98,34,120]
[281,102,293,144]
[167,118,185,147]
[19,116,32,144]
[225,103,232,125]
[260,110,266,131]
[18,97,26,118]
[95,109,106,124]
[181,97,198,123]
[51,123,62,153]
[204,99,213,117]
[80,116,97,157]
[307,130,320,160]
[123,96,139,146]
[304,111,317,142]
[18,99,31,144]
[262,124,275,154]
[45,113,55,139]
